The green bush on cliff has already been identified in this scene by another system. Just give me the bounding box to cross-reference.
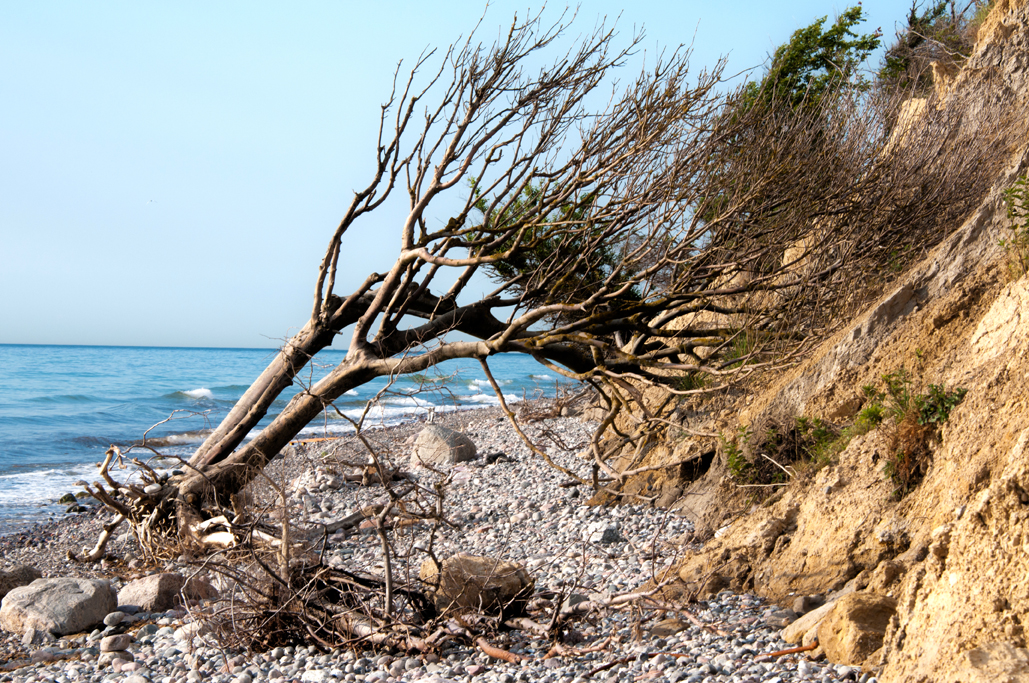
[878,1,992,94]
[1002,174,1029,278]
[861,367,968,498]
[740,5,881,112]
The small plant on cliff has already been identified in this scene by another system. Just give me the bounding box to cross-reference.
[756,416,843,473]
[675,371,708,393]
[1002,174,1029,279]
[878,1,991,94]
[865,367,968,498]
[721,426,753,481]
[856,385,888,429]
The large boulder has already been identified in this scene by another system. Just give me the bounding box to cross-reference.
[0,565,42,601]
[117,572,185,612]
[419,553,532,616]
[410,425,477,468]
[0,578,117,636]
[782,598,837,644]
[817,592,897,666]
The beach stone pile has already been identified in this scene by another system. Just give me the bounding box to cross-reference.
[0,593,869,683]
[0,408,878,682]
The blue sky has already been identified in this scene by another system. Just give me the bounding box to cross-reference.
[1,1,912,348]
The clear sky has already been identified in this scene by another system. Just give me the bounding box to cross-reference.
[1,1,912,349]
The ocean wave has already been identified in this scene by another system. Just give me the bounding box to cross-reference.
[464,393,521,405]
[380,395,434,408]
[131,429,212,448]
[467,378,511,388]
[164,388,215,401]
[0,465,98,508]
[529,374,554,380]
[183,388,214,400]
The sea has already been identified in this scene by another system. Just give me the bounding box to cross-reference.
[0,344,567,535]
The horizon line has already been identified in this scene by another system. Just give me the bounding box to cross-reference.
[0,342,350,353]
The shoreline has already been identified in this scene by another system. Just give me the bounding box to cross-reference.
[0,402,549,570]
[0,402,848,683]
[0,402,527,540]
[0,344,559,538]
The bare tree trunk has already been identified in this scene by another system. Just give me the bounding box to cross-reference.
[189,320,339,470]
[180,355,378,504]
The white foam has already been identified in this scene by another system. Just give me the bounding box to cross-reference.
[0,465,98,508]
[184,388,214,400]
[465,393,521,405]
[381,395,434,408]
[137,431,209,447]
[468,378,511,388]
[294,393,524,439]
[344,390,358,397]
[529,374,554,380]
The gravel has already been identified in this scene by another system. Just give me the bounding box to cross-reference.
[0,404,869,683]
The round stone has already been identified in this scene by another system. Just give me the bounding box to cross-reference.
[103,611,126,627]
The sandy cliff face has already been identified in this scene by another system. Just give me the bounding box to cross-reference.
[639,1,1029,680]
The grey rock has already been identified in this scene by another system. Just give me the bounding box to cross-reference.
[419,553,533,616]
[590,524,623,544]
[0,577,117,636]
[410,425,477,467]
[792,594,825,615]
[100,633,134,652]
[21,626,56,645]
[0,565,42,600]
[117,572,185,612]
[97,649,134,666]
[103,611,126,627]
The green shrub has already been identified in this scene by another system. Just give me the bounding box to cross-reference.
[1002,175,1029,279]
[855,400,886,430]
[721,426,753,481]
[675,371,708,392]
[749,416,840,478]
[917,384,969,425]
[744,6,881,112]
[878,1,988,94]
[863,367,968,498]
[721,366,966,495]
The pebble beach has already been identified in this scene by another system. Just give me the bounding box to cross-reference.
[0,405,873,683]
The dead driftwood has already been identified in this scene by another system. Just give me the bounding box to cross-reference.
[755,641,820,661]
[476,637,526,664]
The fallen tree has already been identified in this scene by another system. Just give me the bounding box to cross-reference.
[81,9,1006,561]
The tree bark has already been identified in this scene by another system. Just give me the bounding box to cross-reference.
[178,355,380,520]
[188,319,339,470]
